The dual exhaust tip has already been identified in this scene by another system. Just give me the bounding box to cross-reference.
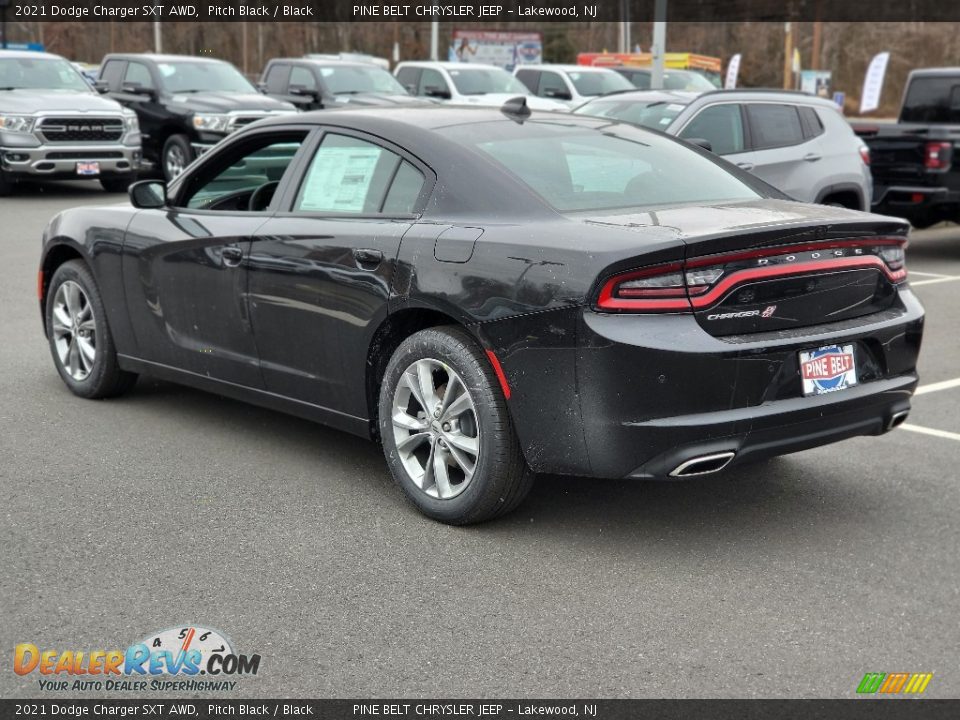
[669,451,736,478]
[669,410,910,477]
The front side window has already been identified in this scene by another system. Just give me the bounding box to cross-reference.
[444,120,761,213]
[289,66,318,91]
[538,72,569,99]
[295,134,422,215]
[180,135,306,210]
[679,104,745,155]
[418,69,448,97]
[124,62,154,90]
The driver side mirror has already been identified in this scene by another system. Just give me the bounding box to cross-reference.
[544,88,573,101]
[288,84,319,99]
[129,180,167,209]
[121,82,156,100]
[93,81,110,94]
[424,85,451,100]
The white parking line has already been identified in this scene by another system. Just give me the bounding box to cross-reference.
[900,423,960,442]
[910,276,960,287]
[915,377,960,396]
[909,271,952,278]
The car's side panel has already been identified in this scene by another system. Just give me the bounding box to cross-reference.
[247,216,411,418]
[121,210,265,388]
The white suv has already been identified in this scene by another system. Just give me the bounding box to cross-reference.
[514,64,635,108]
[393,62,567,111]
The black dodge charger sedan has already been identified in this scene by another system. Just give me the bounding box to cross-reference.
[38,104,924,524]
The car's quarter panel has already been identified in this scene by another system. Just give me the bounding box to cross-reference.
[246,216,410,419]
[121,209,264,387]
[40,207,138,355]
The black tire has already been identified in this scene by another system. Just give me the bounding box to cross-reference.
[45,260,137,399]
[161,134,193,181]
[100,175,135,193]
[378,325,534,525]
[0,171,13,196]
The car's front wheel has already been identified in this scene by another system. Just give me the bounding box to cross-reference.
[162,134,193,181]
[378,326,534,525]
[45,260,137,399]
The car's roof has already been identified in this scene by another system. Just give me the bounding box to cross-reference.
[397,61,500,71]
[103,53,225,63]
[0,50,64,61]
[907,67,960,77]
[531,64,620,73]
[271,57,380,70]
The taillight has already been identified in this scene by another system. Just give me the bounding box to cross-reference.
[859,145,870,166]
[924,141,952,170]
[596,237,908,313]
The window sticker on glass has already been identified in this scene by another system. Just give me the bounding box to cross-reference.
[158,64,176,77]
[666,104,685,112]
[299,145,383,213]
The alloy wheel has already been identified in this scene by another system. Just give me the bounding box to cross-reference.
[51,280,97,381]
[391,358,480,500]
[165,145,186,178]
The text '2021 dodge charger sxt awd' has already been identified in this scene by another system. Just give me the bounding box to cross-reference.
[38,104,924,524]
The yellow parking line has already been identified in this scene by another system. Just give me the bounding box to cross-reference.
[900,423,960,442]
[915,377,960,396]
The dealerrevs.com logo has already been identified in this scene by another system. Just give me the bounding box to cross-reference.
[14,626,261,692]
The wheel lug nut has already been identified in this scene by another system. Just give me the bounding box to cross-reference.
[442,422,451,431]
[434,410,440,418]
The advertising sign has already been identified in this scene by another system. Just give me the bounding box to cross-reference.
[725,53,741,89]
[449,30,543,70]
[800,70,832,97]
[860,51,890,113]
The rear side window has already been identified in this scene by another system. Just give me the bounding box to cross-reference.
[382,161,425,215]
[679,104,745,155]
[746,104,804,149]
[296,134,413,214]
[798,106,825,139]
[901,76,960,123]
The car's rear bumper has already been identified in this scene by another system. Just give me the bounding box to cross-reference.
[575,289,923,479]
[871,183,960,222]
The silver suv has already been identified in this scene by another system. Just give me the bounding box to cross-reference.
[575,89,872,210]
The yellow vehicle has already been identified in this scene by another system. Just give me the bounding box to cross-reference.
[577,52,723,87]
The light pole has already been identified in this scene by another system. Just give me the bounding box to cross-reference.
[153,2,162,53]
[651,0,667,89]
[0,0,9,50]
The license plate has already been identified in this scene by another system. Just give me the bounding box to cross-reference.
[76,161,100,176]
[799,344,858,396]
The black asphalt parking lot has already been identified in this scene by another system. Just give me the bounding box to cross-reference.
[1,182,958,699]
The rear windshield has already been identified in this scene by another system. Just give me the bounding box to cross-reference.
[900,76,960,123]
[440,119,762,213]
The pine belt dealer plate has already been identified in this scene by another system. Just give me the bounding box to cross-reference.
[799,344,858,396]
[76,161,100,176]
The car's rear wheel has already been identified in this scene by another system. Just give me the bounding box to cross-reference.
[162,134,193,181]
[46,260,137,399]
[378,326,534,525]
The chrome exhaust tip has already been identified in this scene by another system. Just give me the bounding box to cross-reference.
[887,411,909,431]
[669,451,736,478]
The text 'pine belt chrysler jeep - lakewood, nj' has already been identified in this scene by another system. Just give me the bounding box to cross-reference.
[0,50,141,195]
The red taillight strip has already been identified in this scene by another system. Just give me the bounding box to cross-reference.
[485,349,511,400]
[688,256,903,309]
[684,237,906,269]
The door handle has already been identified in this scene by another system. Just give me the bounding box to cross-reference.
[803,152,822,162]
[353,248,383,269]
[736,162,755,171]
[221,244,244,268]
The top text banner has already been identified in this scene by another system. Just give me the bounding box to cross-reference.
[6,0,960,22]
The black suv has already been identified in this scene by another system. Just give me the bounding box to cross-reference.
[97,53,296,180]
[259,58,426,111]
